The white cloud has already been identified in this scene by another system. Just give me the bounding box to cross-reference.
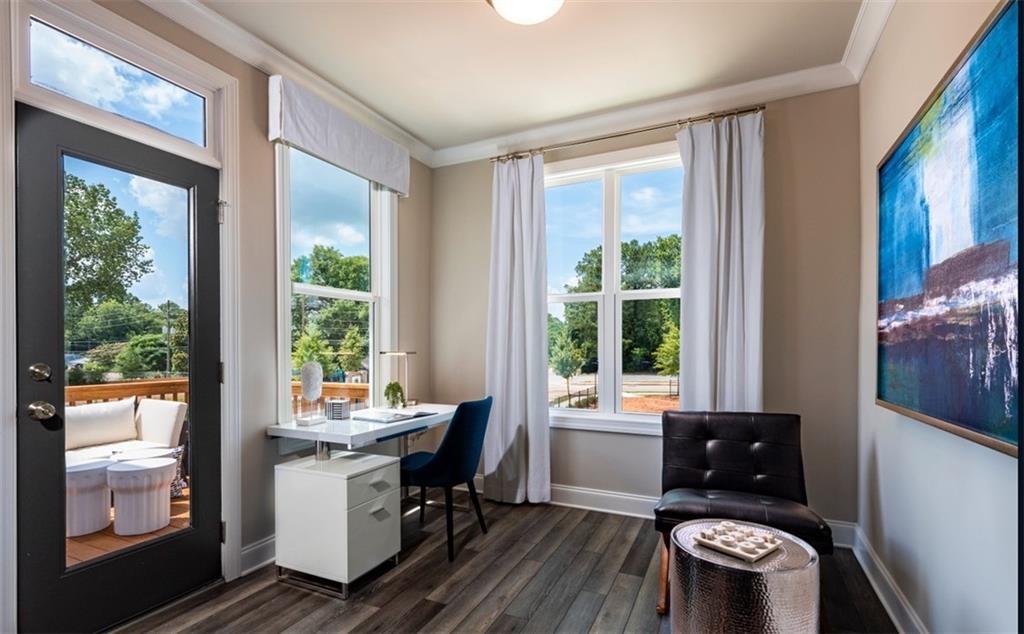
[292,221,366,256]
[629,186,664,206]
[621,212,680,237]
[129,176,187,238]
[131,263,186,308]
[30,21,186,122]
[335,223,366,246]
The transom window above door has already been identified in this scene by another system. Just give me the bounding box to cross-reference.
[545,143,682,425]
[29,19,206,146]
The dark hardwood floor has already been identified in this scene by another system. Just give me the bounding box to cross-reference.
[117,491,895,633]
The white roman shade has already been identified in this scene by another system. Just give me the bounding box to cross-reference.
[269,75,410,196]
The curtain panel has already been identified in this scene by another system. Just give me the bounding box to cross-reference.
[484,154,551,503]
[676,111,765,411]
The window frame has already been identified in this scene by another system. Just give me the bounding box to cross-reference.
[545,141,681,434]
[274,144,397,425]
[13,0,221,168]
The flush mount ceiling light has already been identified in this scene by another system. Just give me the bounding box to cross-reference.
[487,0,565,26]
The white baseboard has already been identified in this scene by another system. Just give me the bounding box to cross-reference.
[853,527,928,634]
[828,519,856,548]
[549,483,659,518]
[239,534,275,577]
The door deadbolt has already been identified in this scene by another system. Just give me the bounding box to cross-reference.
[27,401,56,421]
[28,363,52,382]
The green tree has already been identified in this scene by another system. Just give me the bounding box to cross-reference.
[654,322,680,396]
[292,245,369,292]
[549,327,583,402]
[292,325,337,375]
[170,312,189,374]
[338,325,368,374]
[68,299,162,352]
[117,333,167,374]
[63,174,153,327]
[84,341,128,371]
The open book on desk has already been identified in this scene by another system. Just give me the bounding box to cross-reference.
[351,409,438,424]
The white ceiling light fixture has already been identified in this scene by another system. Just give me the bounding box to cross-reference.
[487,0,564,26]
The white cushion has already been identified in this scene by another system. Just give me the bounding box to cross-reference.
[66,440,165,464]
[135,399,187,448]
[65,397,137,450]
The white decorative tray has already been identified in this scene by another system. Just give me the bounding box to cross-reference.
[693,521,782,563]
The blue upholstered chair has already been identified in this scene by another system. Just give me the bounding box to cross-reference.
[400,396,493,562]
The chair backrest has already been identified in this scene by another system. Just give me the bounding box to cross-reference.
[661,411,808,505]
[431,397,493,485]
[136,398,188,448]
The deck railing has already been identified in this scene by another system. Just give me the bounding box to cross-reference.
[64,378,372,413]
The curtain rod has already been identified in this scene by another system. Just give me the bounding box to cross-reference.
[490,104,765,163]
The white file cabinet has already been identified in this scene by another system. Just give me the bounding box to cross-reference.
[275,451,401,597]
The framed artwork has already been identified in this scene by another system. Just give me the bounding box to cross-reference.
[877,0,1020,457]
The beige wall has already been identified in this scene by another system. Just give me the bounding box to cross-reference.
[431,86,862,522]
[96,1,435,550]
[857,2,1017,631]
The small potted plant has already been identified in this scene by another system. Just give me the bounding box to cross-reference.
[384,381,406,409]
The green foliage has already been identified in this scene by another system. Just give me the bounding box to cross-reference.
[115,344,146,376]
[117,333,168,375]
[84,342,127,371]
[338,326,368,374]
[292,325,337,376]
[63,173,153,327]
[384,381,406,409]
[655,322,680,395]
[68,299,162,352]
[621,235,681,290]
[549,327,583,398]
[170,312,189,374]
[292,245,369,292]
[67,365,86,386]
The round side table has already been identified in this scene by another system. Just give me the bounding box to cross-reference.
[66,459,115,537]
[670,519,819,634]
[107,458,177,536]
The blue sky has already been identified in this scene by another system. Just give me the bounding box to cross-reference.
[30,19,205,146]
[545,166,682,297]
[288,147,371,267]
[64,156,190,309]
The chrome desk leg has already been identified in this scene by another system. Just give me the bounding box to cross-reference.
[315,439,330,461]
[400,434,408,499]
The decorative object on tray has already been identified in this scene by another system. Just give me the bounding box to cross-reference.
[384,381,406,409]
[693,520,781,562]
[326,398,351,421]
[876,1,1019,457]
[297,361,326,425]
[671,519,819,634]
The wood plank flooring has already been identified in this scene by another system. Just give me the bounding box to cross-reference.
[67,489,190,567]
[117,492,895,634]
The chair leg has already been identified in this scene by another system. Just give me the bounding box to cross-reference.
[444,486,455,562]
[656,532,670,615]
[419,485,426,525]
[467,480,487,534]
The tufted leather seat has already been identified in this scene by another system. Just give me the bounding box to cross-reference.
[656,411,832,554]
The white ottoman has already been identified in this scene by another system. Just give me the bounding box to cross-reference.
[107,458,177,536]
[66,459,114,537]
[113,448,175,461]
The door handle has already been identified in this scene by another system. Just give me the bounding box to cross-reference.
[27,401,56,421]
[27,363,52,382]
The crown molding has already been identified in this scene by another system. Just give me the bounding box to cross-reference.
[138,0,436,166]
[842,0,896,81]
[432,62,857,167]
[140,0,892,169]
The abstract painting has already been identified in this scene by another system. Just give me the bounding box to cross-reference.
[877,1,1019,455]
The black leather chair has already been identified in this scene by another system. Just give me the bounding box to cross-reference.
[654,411,833,613]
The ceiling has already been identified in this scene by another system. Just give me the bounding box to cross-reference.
[202,0,864,150]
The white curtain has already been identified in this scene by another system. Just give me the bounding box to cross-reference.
[676,111,765,411]
[484,154,551,503]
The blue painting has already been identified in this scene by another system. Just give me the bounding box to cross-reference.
[878,2,1019,454]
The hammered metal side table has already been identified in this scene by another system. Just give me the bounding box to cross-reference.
[670,519,820,634]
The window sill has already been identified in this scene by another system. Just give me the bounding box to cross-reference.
[548,409,662,437]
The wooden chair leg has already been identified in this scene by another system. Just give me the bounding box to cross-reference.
[443,486,455,562]
[466,480,487,534]
[419,485,427,525]
[656,532,670,615]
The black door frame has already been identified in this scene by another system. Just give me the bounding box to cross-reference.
[15,104,222,633]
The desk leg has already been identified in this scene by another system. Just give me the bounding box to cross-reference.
[400,435,408,499]
[314,440,330,461]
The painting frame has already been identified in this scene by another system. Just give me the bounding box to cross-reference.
[875,0,1021,458]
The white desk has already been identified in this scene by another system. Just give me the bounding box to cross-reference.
[265,403,456,450]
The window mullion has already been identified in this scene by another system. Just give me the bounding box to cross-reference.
[598,169,616,414]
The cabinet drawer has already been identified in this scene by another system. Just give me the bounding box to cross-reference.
[346,489,401,580]
[346,463,399,509]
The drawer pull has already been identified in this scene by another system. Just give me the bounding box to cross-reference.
[369,505,388,518]
[369,477,391,491]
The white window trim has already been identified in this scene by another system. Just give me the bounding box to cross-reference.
[1,1,243,627]
[274,145,397,425]
[545,141,682,436]
[13,0,221,168]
